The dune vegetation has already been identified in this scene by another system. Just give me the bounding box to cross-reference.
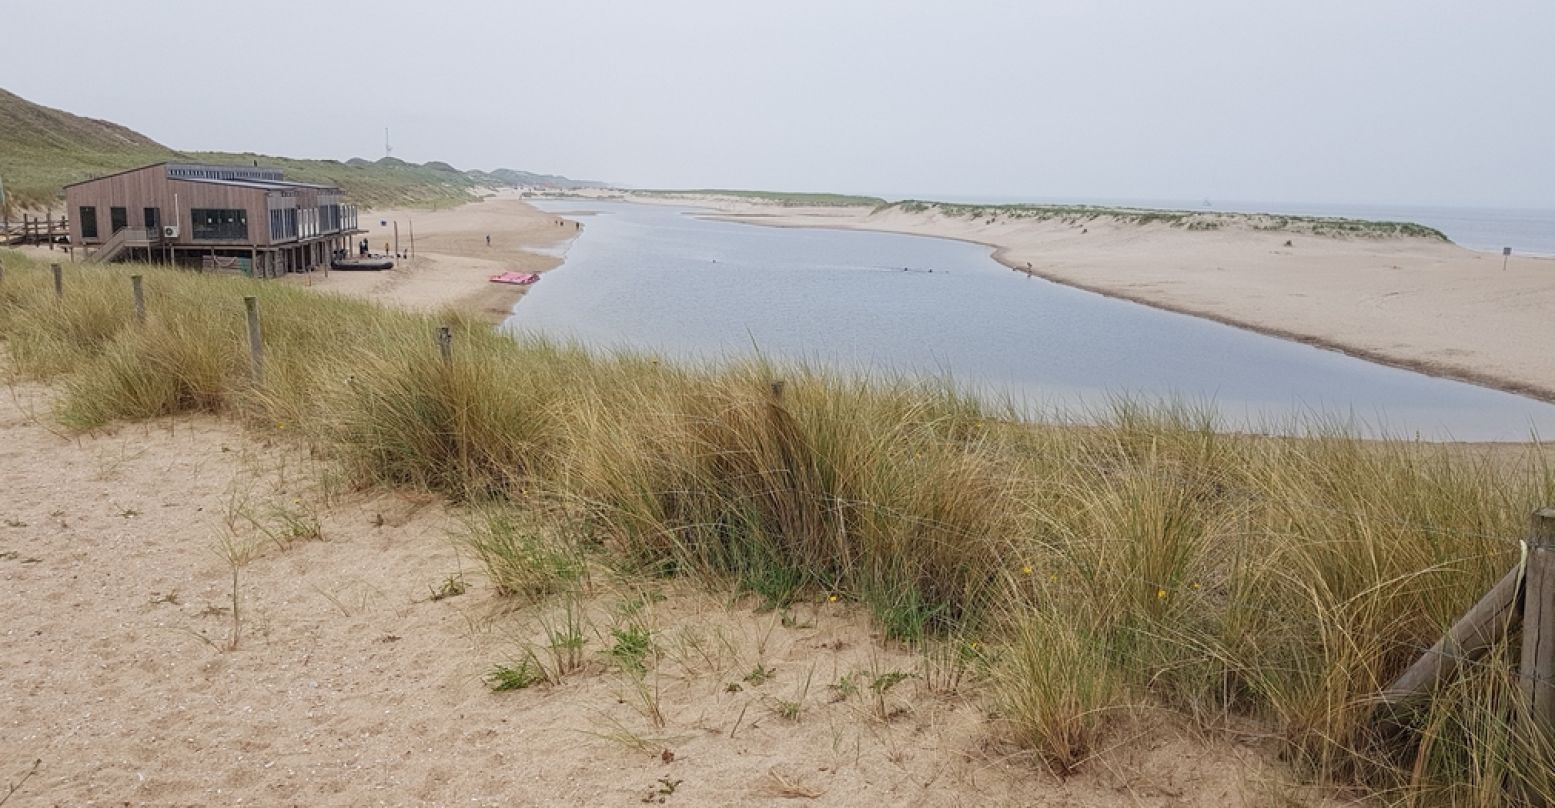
[611,188,1450,241]
[3,249,1553,803]
[887,200,1451,240]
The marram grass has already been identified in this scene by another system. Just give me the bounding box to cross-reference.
[3,250,1554,803]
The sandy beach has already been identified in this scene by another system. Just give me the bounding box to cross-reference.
[294,191,581,322]
[604,193,1555,402]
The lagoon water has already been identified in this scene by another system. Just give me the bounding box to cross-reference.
[508,199,1555,441]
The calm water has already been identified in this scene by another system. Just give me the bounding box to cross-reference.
[508,199,1555,441]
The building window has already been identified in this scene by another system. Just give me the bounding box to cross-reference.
[191,208,249,241]
[268,208,298,241]
[79,206,98,239]
[110,207,128,234]
[144,207,160,231]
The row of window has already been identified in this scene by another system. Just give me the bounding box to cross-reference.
[192,209,249,241]
[167,166,283,182]
[269,208,298,241]
[78,206,159,239]
[79,204,353,241]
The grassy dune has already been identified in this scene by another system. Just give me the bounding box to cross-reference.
[612,187,1449,240]
[2,250,1553,801]
[889,200,1452,240]
[0,88,598,211]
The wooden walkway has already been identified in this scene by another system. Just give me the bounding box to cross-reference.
[1,215,68,247]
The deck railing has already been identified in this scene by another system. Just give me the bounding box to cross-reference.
[86,227,163,264]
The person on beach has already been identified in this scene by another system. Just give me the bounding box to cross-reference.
[486,235,491,246]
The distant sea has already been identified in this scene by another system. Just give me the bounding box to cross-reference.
[918,195,1555,257]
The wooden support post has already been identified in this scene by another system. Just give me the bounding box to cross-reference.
[437,326,453,365]
[51,263,62,298]
[244,296,264,385]
[1521,509,1555,734]
[131,275,145,324]
[1381,563,1526,706]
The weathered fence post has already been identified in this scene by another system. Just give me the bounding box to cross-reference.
[1380,564,1526,706]
[51,263,62,298]
[244,296,264,384]
[131,275,145,323]
[437,326,453,365]
[1521,509,1555,734]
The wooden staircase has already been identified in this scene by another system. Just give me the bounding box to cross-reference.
[85,227,162,264]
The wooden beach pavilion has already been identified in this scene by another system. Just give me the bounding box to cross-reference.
[63,162,363,277]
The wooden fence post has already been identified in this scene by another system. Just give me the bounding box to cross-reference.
[51,263,62,298]
[437,326,453,365]
[244,296,264,384]
[131,275,145,323]
[1380,564,1526,706]
[1521,509,1555,734]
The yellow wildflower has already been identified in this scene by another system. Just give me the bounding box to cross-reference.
[1156,588,1167,600]
[1020,564,1033,576]
[827,594,839,603]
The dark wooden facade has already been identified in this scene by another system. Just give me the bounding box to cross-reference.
[63,162,362,277]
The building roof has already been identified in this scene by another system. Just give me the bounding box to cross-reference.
[64,161,341,193]
[61,162,169,188]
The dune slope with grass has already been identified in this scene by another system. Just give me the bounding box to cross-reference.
[3,249,1555,804]
[0,88,599,211]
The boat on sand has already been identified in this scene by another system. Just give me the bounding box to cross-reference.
[331,256,395,271]
[489,271,540,285]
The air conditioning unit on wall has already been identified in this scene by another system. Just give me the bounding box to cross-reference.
[162,225,180,239]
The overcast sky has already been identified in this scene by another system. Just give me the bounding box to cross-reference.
[4,1,1552,208]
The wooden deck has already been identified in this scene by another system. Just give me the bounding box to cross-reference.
[1,215,68,247]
